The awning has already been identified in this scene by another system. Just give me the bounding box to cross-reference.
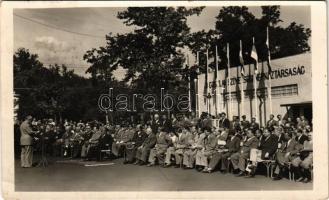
[280,101,312,107]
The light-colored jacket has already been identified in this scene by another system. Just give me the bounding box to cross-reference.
[20,120,33,145]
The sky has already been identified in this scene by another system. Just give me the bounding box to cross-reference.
[14,6,311,79]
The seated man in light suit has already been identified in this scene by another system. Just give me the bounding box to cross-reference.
[273,132,302,180]
[147,127,172,167]
[182,126,204,169]
[205,129,240,173]
[291,132,313,183]
[230,129,259,176]
[195,128,217,172]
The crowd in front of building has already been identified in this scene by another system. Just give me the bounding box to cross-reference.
[15,112,313,183]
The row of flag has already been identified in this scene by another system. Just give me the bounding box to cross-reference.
[187,27,273,117]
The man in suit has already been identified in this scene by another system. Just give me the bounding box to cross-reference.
[206,130,241,173]
[295,129,308,145]
[250,117,260,133]
[273,132,302,180]
[125,125,147,164]
[266,114,278,131]
[240,115,250,131]
[230,129,259,176]
[151,114,161,134]
[219,112,230,130]
[258,128,279,160]
[172,127,190,167]
[134,127,156,165]
[161,115,172,133]
[112,125,135,158]
[182,126,204,169]
[147,128,172,166]
[231,116,241,133]
[20,115,38,168]
[195,128,217,172]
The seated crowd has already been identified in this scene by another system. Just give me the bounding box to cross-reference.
[18,112,313,183]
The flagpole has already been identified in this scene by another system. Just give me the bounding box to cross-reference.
[206,49,210,115]
[196,51,200,117]
[252,37,258,121]
[267,26,273,115]
[215,45,219,117]
[227,43,232,119]
[240,40,245,116]
[187,53,191,112]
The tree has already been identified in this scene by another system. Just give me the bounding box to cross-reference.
[84,7,205,113]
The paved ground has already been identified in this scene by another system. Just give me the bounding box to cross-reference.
[15,157,312,191]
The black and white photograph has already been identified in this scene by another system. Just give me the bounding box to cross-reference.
[0,1,328,199]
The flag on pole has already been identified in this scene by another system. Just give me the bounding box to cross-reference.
[239,40,245,76]
[250,37,258,74]
[266,26,272,73]
[203,50,209,104]
[227,43,232,118]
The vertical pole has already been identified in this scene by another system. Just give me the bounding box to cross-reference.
[240,40,245,116]
[196,52,200,117]
[254,71,258,121]
[215,45,219,117]
[206,49,210,115]
[227,43,232,120]
[267,26,273,115]
[187,53,191,112]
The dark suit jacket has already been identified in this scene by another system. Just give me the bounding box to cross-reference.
[143,133,157,149]
[259,134,278,159]
[226,135,241,153]
[250,122,260,132]
[284,138,302,155]
[151,120,161,134]
[240,136,259,155]
[133,131,148,147]
[295,134,308,145]
[162,119,172,133]
[219,118,230,129]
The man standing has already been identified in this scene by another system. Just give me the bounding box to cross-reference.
[266,114,278,131]
[249,117,260,133]
[240,115,250,131]
[20,115,38,168]
[219,113,230,130]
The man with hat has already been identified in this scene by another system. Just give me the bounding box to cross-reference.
[20,115,38,168]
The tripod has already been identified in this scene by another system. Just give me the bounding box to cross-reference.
[37,136,48,168]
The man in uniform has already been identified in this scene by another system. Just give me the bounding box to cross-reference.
[20,115,38,168]
[134,127,156,165]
